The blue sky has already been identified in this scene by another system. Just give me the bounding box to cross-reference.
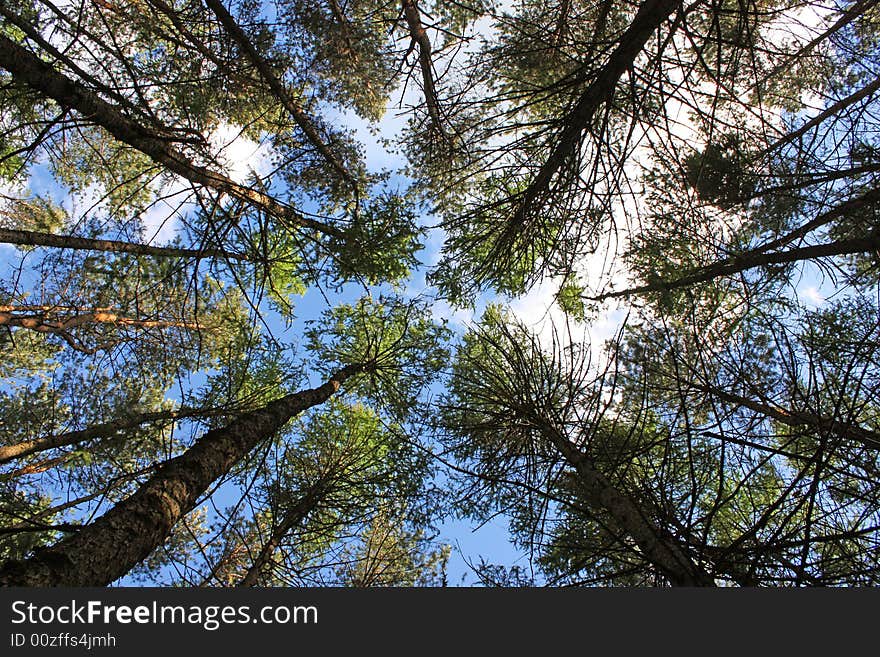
[0,87,533,585]
[1,0,854,587]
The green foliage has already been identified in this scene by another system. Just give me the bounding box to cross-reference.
[306,295,451,417]
[0,141,24,181]
[280,0,398,122]
[430,170,593,304]
[49,130,159,220]
[0,48,46,184]
[684,134,756,208]
[196,400,438,586]
[488,0,629,115]
[440,304,576,504]
[333,192,423,286]
[3,0,880,588]
[0,196,65,235]
[0,488,60,562]
[337,511,449,587]
[556,280,586,320]
[286,400,433,521]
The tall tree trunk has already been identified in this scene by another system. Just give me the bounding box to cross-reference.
[0,305,204,331]
[509,0,678,228]
[0,364,364,587]
[537,417,717,586]
[0,227,252,261]
[202,0,356,189]
[592,231,880,301]
[0,34,343,241]
[0,405,228,465]
[402,0,448,141]
[0,305,207,354]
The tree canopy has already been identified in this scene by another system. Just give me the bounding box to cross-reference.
[1,0,879,587]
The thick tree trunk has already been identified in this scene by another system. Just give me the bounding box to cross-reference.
[0,364,363,587]
[543,425,717,586]
[592,231,880,301]
[513,396,715,585]
[0,35,343,240]
[402,0,447,140]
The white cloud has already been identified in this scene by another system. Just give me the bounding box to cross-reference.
[206,121,274,184]
[798,285,825,308]
[141,121,275,244]
[507,278,590,350]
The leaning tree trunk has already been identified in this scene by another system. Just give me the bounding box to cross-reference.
[0,227,252,261]
[592,232,880,301]
[0,33,342,241]
[201,0,355,188]
[0,364,364,587]
[237,479,332,587]
[509,0,679,228]
[535,417,717,586]
[0,405,229,465]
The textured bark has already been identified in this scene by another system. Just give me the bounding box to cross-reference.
[0,364,363,587]
[559,448,715,586]
[402,0,448,140]
[0,4,157,130]
[202,0,357,188]
[592,231,880,301]
[0,34,344,240]
[0,406,227,465]
[0,227,252,261]
[510,0,678,227]
[238,480,330,587]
